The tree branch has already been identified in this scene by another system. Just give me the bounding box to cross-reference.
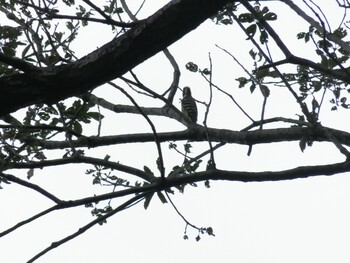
[27,192,147,263]
[0,172,62,203]
[29,125,350,150]
[10,155,154,182]
[2,158,350,240]
[281,0,350,52]
[0,0,231,117]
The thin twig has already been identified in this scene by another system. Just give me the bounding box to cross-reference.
[202,54,216,168]
[0,172,62,203]
[46,14,138,27]
[108,82,165,179]
[11,155,153,182]
[232,3,315,124]
[0,206,56,238]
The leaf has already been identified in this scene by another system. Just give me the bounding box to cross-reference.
[72,122,83,134]
[238,13,254,23]
[185,62,198,72]
[250,83,256,93]
[21,44,31,58]
[27,168,34,179]
[34,151,47,160]
[297,32,306,39]
[143,165,154,177]
[236,77,248,88]
[156,191,168,204]
[259,85,270,98]
[312,98,319,112]
[255,68,269,79]
[333,27,347,39]
[93,176,101,185]
[206,227,215,236]
[87,112,104,121]
[260,30,269,44]
[246,24,257,38]
[143,192,154,210]
[201,68,211,75]
[299,136,307,152]
[312,81,322,92]
[168,165,183,178]
[184,143,192,154]
[264,12,277,21]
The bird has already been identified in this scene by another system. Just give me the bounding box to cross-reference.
[181,86,197,123]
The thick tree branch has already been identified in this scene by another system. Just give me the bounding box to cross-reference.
[29,125,350,150]
[0,52,38,73]
[0,0,231,117]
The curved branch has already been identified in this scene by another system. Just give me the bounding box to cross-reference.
[163,49,181,103]
[85,93,187,126]
[86,94,165,116]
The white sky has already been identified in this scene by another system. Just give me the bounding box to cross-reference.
[1,1,350,262]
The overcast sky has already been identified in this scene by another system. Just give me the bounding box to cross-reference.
[1,1,350,262]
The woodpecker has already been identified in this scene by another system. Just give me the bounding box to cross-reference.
[181,86,197,123]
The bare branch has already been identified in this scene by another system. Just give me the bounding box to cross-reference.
[109,82,165,179]
[0,206,56,238]
[0,172,62,203]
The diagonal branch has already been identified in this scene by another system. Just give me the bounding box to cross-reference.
[0,172,62,203]
[281,0,350,52]
[0,0,231,117]
[109,82,165,179]
[27,192,147,263]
